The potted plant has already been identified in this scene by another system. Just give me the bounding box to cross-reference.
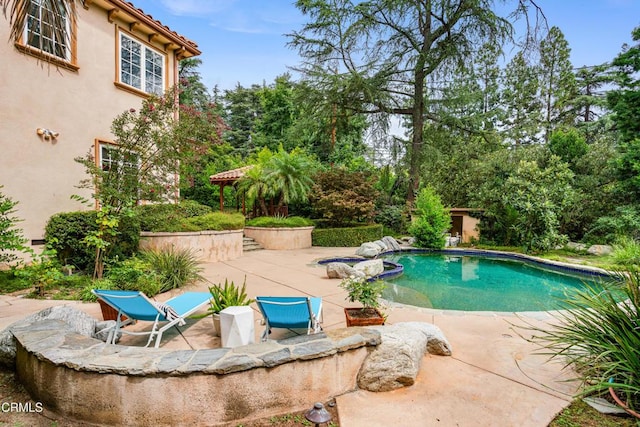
[339,276,386,327]
[208,277,254,336]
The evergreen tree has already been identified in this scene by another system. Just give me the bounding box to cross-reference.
[539,27,577,142]
[607,26,640,202]
[502,51,542,146]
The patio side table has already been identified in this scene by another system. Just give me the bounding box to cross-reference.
[220,306,255,348]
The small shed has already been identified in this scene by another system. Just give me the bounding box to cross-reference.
[448,208,482,244]
[209,166,252,213]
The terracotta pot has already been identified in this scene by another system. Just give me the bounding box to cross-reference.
[97,298,127,322]
[344,307,385,327]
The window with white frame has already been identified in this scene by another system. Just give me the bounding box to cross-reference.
[24,0,70,61]
[119,32,165,95]
[99,143,139,173]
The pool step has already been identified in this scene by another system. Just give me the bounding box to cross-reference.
[243,237,263,252]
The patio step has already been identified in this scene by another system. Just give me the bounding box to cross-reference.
[243,237,263,252]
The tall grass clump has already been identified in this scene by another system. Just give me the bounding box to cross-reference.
[141,247,204,293]
[612,236,640,266]
[523,269,640,416]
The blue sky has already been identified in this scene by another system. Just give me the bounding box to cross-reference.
[131,0,640,92]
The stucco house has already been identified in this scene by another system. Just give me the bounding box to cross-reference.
[0,0,200,254]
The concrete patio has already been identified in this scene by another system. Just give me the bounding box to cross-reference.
[0,247,578,426]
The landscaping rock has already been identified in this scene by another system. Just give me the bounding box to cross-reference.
[326,262,364,279]
[567,242,587,251]
[382,236,402,251]
[355,242,381,258]
[357,322,451,392]
[0,305,99,367]
[372,240,388,251]
[587,244,613,256]
[353,259,384,278]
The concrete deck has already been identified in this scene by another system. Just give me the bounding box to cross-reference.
[0,247,578,426]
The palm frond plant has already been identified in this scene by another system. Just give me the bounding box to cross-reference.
[520,269,640,417]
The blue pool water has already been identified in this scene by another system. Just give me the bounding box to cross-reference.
[382,253,614,312]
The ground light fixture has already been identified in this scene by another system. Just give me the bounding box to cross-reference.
[305,402,332,426]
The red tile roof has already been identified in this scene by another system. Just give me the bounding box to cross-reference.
[107,0,201,56]
[209,166,253,183]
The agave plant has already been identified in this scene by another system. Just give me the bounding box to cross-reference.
[207,277,253,314]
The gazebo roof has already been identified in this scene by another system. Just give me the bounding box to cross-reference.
[209,165,253,185]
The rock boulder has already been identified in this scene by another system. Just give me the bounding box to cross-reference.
[357,322,452,392]
[326,262,364,279]
[353,259,384,278]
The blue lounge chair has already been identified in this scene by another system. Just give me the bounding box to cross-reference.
[255,296,322,341]
[92,289,211,348]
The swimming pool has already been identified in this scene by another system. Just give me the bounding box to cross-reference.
[381,251,615,312]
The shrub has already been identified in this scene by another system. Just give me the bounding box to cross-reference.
[374,205,409,234]
[339,276,385,309]
[245,216,314,228]
[104,257,162,297]
[612,237,640,266]
[136,203,243,232]
[524,270,640,413]
[585,205,640,244]
[0,186,29,265]
[135,201,212,232]
[312,224,383,247]
[45,211,139,273]
[309,169,378,226]
[409,186,451,249]
[141,247,204,293]
[182,212,245,231]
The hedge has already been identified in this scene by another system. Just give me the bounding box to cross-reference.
[246,216,314,228]
[312,224,383,247]
[44,211,139,273]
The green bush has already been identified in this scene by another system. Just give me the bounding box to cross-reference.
[45,211,139,273]
[136,202,243,232]
[104,257,162,297]
[312,224,383,247]
[612,237,640,266]
[409,186,451,249]
[246,216,314,228]
[374,205,409,234]
[135,201,213,232]
[141,247,204,293]
[182,212,245,231]
[0,185,29,265]
[585,205,640,244]
[309,169,378,226]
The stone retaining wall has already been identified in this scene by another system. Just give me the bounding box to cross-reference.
[139,229,243,263]
[12,320,380,426]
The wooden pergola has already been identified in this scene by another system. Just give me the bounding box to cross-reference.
[209,165,252,213]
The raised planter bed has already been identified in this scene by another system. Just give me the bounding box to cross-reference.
[244,226,314,250]
[139,229,243,262]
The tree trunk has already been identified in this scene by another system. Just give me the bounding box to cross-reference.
[407,62,426,203]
